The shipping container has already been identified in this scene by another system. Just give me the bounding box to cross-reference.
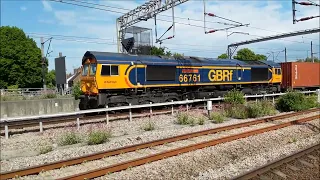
[280,62,320,90]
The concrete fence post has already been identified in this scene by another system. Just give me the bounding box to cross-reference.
[4,114,8,139]
[171,100,174,115]
[149,102,152,115]
[203,97,206,110]
[317,89,320,103]
[76,108,80,130]
[129,103,132,121]
[207,101,212,116]
[5,125,9,139]
[39,121,43,133]
[105,105,109,125]
[186,99,189,112]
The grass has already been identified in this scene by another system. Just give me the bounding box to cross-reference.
[223,100,277,119]
[142,120,156,131]
[175,111,206,126]
[175,111,191,125]
[87,130,112,145]
[198,116,205,125]
[58,131,82,146]
[224,105,249,119]
[247,100,277,118]
[209,111,226,123]
[39,145,53,154]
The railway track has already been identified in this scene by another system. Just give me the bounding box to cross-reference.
[0,103,207,136]
[0,108,318,180]
[232,143,320,180]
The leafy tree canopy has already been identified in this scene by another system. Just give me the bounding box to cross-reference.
[135,45,184,58]
[296,57,319,63]
[46,70,56,88]
[233,48,267,61]
[0,26,46,88]
[217,53,228,59]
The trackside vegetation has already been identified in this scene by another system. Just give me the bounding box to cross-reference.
[175,90,318,124]
[275,91,319,112]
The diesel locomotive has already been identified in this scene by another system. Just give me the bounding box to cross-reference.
[79,51,283,110]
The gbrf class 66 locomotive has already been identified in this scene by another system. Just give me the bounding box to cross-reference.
[79,51,284,110]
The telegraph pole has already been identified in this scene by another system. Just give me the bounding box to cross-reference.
[41,37,47,91]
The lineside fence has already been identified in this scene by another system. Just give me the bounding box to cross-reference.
[1,90,319,139]
[0,88,73,97]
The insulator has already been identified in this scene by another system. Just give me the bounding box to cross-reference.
[297,2,314,5]
[167,25,173,31]
[166,36,174,39]
[206,30,217,34]
[207,13,215,17]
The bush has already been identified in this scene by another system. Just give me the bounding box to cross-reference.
[175,111,204,126]
[224,89,245,105]
[41,93,57,99]
[176,111,190,125]
[87,130,111,145]
[247,100,277,118]
[198,116,205,125]
[142,120,156,131]
[58,131,82,146]
[72,81,83,100]
[209,112,226,123]
[276,91,318,112]
[225,105,248,119]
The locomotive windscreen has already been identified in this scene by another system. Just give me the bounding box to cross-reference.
[146,65,176,81]
[251,68,269,81]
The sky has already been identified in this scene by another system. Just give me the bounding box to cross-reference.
[1,0,319,73]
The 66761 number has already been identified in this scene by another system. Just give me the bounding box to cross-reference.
[179,74,201,83]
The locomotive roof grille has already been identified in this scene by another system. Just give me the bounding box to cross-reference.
[82,51,280,68]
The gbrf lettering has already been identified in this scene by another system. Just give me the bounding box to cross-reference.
[208,69,233,81]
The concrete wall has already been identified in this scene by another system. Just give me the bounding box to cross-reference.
[1,98,80,118]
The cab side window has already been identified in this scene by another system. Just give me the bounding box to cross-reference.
[277,68,281,75]
[101,65,119,76]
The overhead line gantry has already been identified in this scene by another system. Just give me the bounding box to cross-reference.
[227,27,320,59]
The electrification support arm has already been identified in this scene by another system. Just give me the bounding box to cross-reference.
[117,0,188,52]
[227,27,320,59]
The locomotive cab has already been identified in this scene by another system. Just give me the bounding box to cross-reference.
[79,58,99,109]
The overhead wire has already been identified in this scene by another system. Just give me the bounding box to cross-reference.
[50,0,319,46]
[60,0,320,42]
[46,0,319,57]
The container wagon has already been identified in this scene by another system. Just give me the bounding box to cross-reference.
[280,62,320,91]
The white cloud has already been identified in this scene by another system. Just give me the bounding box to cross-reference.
[38,19,55,24]
[20,6,27,11]
[42,0,53,12]
[54,11,77,25]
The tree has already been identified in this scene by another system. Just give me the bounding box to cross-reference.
[296,57,319,63]
[135,45,184,58]
[0,26,45,88]
[46,70,56,88]
[217,53,228,59]
[233,48,267,61]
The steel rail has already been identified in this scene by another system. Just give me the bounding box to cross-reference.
[0,108,318,180]
[58,114,320,180]
[231,143,320,180]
